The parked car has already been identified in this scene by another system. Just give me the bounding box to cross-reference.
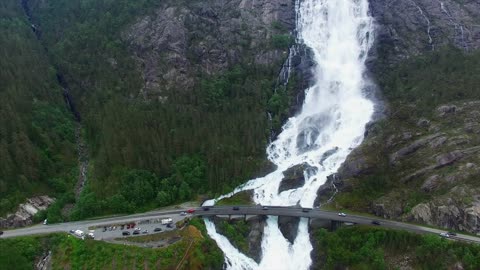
[154,228,162,232]
[187,209,195,214]
[122,231,130,236]
[133,230,140,235]
[142,230,148,234]
[103,226,107,232]
[440,232,450,238]
[338,212,347,217]
[120,225,125,230]
[69,229,75,234]
[371,220,381,225]
[233,206,240,210]
[167,223,173,228]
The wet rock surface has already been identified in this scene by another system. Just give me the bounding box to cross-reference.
[278,216,300,243]
[279,163,316,193]
[0,196,55,229]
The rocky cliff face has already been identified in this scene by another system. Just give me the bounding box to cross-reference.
[369,0,480,69]
[123,0,297,100]
[0,196,55,229]
[330,0,480,233]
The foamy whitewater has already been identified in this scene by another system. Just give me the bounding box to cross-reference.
[204,0,375,269]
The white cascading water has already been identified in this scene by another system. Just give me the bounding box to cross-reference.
[204,0,375,269]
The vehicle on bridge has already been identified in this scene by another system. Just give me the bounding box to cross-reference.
[233,206,240,210]
[338,212,347,217]
[302,208,312,213]
[187,209,195,214]
[203,206,210,211]
[0,231,3,236]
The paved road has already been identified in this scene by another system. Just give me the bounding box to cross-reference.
[1,209,188,239]
[2,206,480,244]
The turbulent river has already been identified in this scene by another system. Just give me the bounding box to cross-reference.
[204,0,375,268]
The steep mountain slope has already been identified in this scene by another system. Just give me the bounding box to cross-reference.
[2,0,305,220]
[320,0,480,233]
[0,0,77,217]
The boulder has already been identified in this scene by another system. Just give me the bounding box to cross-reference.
[421,175,440,192]
[410,203,433,224]
[389,133,443,165]
[435,150,463,168]
[437,105,457,117]
[278,163,316,193]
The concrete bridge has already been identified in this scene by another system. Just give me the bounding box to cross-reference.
[2,205,480,244]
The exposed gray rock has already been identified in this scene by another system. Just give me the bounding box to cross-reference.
[408,188,480,233]
[0,196,55,229]
[123,0,297,99]
[368,0,480,70]
[373,202,404,219]
[435,150,463,168]
[429,136,447,148]
[278,216,299,244]
[338,149,375,179]
[437,105,457,117]
[421,175,440,192]
[417,118,430,128]
[279,163,316,193]
[389,133,443,165]
[247,216,266,263]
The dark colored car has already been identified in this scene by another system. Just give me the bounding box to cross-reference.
[0,231,3,236]
[133,230,140,235]
[262,206,268,210]
[371,220,381,225]
[233,206,240,210]
[167,223,173,228]
[448,232,457,236]
[302,208,311,213]
[154,228,162,232]
[120,225,125,230]
[122,231,130,236]
[203,207,210,211]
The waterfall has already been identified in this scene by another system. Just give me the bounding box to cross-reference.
[205,0,375,268]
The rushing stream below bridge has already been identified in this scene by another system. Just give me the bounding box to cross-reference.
[204,0,375,268]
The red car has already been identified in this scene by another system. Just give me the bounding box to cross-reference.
[186,209,195,214]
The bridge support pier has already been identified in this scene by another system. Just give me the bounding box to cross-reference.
[330,220,343,231]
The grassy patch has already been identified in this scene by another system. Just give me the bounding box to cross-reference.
[216,190,254,206]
